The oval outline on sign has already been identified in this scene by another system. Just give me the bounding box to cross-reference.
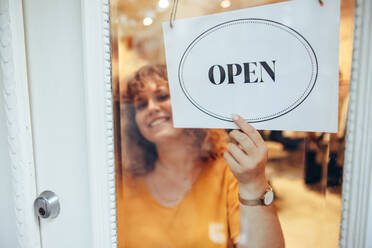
[178,18,319,123]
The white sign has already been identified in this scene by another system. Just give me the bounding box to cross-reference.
[163,0,340,132]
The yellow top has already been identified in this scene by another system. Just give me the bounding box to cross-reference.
[117,159,240,248]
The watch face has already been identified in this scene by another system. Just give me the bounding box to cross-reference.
[263,191,274,205]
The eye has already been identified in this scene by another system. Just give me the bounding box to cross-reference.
[156,93,169,102]
[134,100,147,110]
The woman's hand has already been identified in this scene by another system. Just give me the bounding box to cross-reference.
[224,114,268,199]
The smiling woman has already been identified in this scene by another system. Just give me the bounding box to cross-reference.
[115,64,284,247]
[120,64,227,177]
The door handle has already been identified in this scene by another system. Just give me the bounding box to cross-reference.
[34,191,60,219]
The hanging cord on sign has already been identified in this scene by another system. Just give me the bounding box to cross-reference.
[170,0,180,28]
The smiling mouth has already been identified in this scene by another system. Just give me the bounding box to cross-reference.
[149,117,170,128]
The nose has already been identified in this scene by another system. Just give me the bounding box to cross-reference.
[146,98,160,115]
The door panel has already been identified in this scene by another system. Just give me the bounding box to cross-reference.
[23,1,93,247]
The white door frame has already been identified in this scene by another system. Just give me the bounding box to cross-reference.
[1,0,371,247]
[339,0,372,247]
[0,0,40,247]
[80,0,117,247]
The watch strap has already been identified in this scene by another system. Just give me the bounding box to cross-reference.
[238,194,264,206]
[238,184,273,206]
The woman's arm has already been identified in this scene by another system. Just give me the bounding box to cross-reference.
[224,114,284,248]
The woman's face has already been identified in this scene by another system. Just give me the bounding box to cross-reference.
[134,78,183,144]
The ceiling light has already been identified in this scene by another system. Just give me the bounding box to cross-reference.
[220,0,231,8]
[158,0,169,9]
[143,17,153,26]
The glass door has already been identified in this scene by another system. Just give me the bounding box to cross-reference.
[110,0,355,247]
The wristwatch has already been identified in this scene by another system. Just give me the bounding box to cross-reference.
[238,184,274,206]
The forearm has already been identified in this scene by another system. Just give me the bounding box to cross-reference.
[238,204,284,248]
[237,177,284,248]
[225,115,285,247]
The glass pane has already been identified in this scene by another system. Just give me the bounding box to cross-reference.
[111,0,355,247]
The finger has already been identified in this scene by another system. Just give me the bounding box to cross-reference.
[229,130,256,154]
[227,143,249,165]
[232,114,265,147]
[224,152,242,174]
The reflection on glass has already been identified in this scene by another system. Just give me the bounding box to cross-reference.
[111,0,355,247]
[116,64,283,247]
[119,65,239,247]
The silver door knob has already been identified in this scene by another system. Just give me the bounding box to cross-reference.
[34,191,60,219]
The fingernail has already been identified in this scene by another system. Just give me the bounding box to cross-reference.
[232,114,239,121]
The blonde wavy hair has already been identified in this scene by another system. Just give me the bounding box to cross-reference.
[120,64,228,177]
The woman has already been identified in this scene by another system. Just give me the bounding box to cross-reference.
[117,64,284,248]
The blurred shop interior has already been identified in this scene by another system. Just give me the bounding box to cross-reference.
[110,0,355,247]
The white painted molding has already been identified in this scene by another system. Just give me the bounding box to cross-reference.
[340,0,372,247]
[80,0,117,248]
[0,0,41,247]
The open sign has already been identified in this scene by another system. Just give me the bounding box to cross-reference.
[163,0,340,132]
[177,18,318,122]
[208,61,276,85]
